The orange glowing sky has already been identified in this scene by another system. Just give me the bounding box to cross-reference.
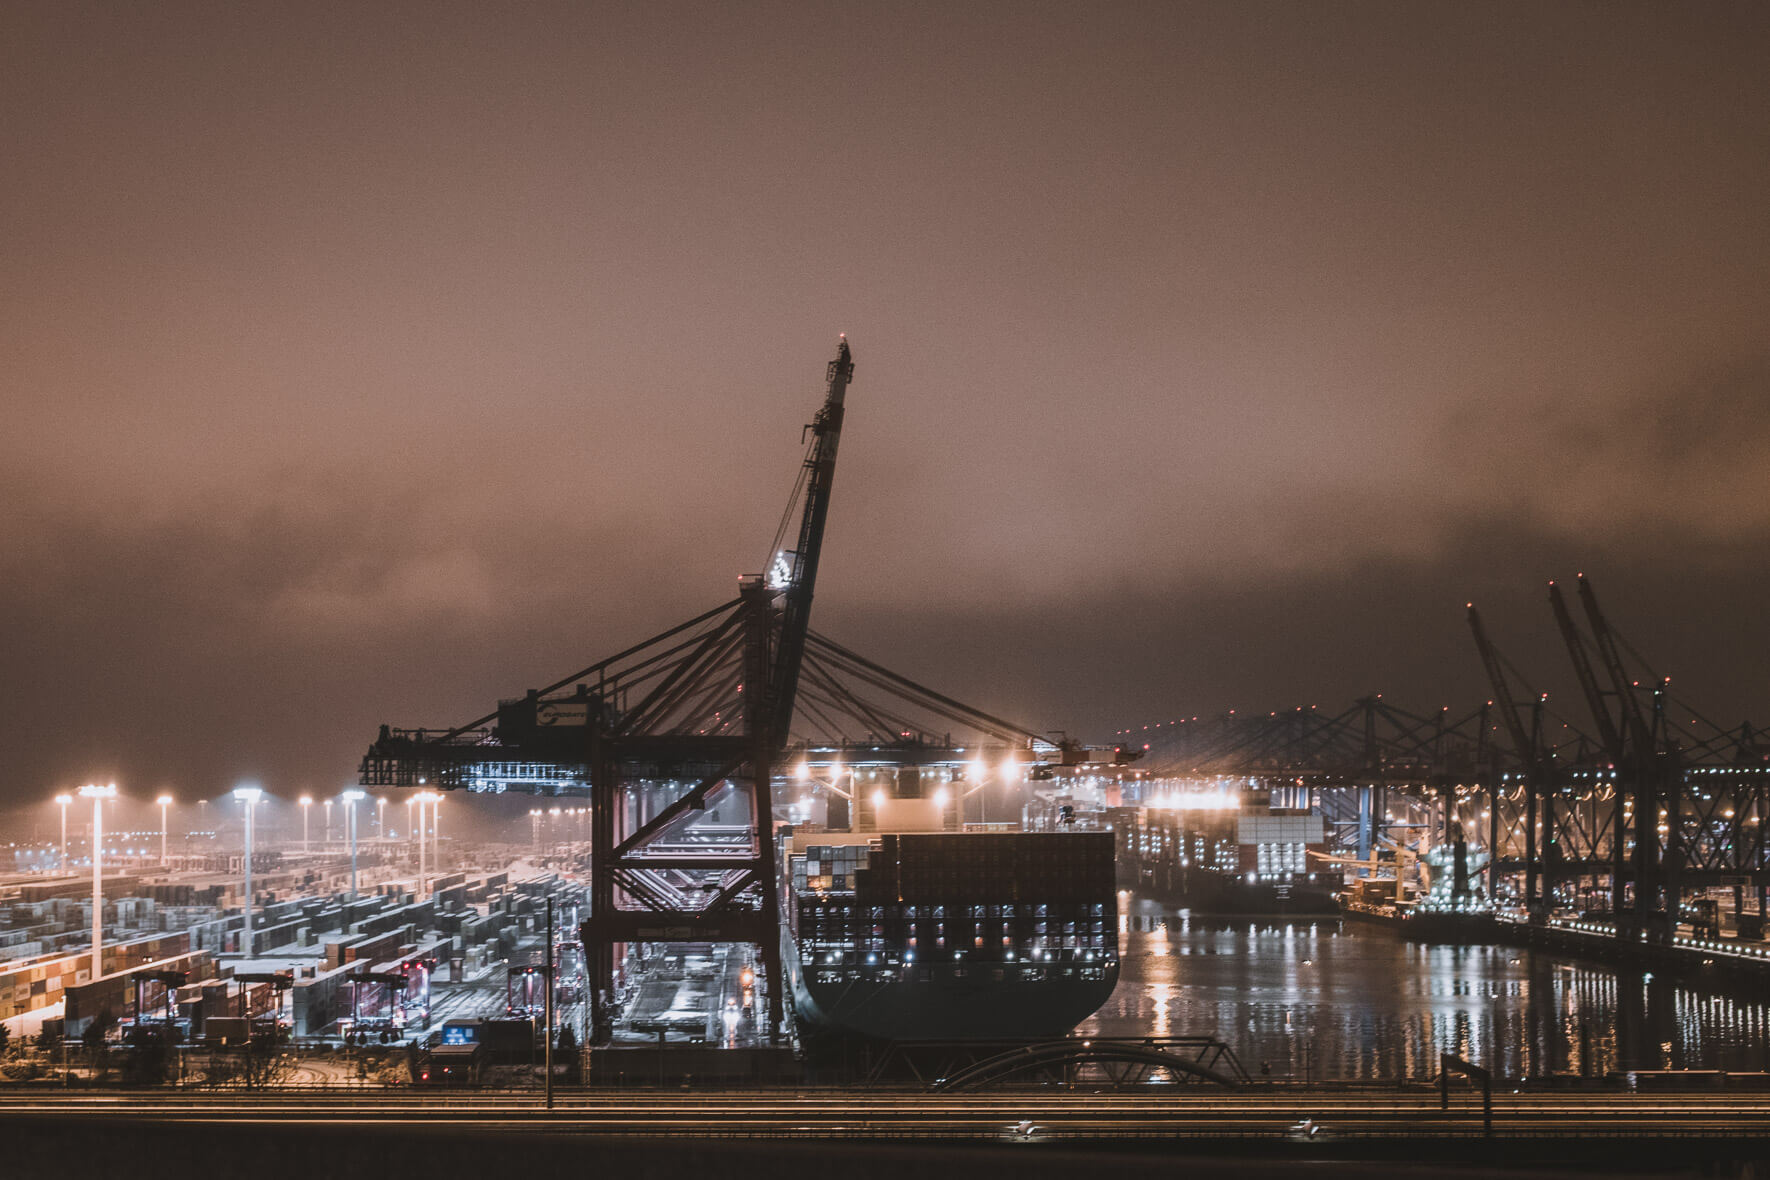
[3,2,1768,800]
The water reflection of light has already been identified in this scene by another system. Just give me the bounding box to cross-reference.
[1083,904,1770,1082]
[1151,982,1173,1038]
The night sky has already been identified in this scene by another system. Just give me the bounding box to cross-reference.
[4,2,1768,806]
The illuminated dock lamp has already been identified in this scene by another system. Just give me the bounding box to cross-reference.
[232,785,263,956]
[77,783,118,977]
[298,794,313,852]
[960,756,998,802]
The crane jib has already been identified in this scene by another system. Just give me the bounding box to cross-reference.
[767,340,855,749]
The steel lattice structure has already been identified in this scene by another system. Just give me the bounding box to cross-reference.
[359,342,1068,1043]
[1126,579,1770,940]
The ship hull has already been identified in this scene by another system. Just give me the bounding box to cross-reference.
[784,931,1117,1041]
[1337,900,1501,944]
[1150,873,1341,916]
[1400,910,1501,944]
[780,830,1120,1043]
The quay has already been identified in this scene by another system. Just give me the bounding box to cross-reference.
[9,1086,1770,1178]
[1495,915,1770,987]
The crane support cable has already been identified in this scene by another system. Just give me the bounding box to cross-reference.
[430,597,744,741]
[805,630,1047,747]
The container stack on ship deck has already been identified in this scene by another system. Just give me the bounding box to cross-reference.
[780,830,1119,1042]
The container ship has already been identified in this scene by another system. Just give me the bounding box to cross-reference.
[778,828,1119,1042]
[1332,835,1500,942]
[1100,795,1341,916]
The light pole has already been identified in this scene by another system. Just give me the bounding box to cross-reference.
[233,786,262,957]
[323,798,333,845]
[77,784,117,979]
[418,793,426,894]
[299,795,313,852]
[432,794,443,876]
[544,895,554,1110]
[342,789,365,898]
[156,795,173,866]
[530,808,542,853]
[414,791,440,897]
[54,793,71,872]
[376,795,386,841]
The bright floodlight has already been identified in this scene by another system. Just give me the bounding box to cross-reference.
[298,794,313,805]
[932,786,951,809]
[156,794,174,806]
[54,793,72,805]
[78,783,118,799]
[341,789,366,802]
[871,789,887,810]
[232,785,263,803]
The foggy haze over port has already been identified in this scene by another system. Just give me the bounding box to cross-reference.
[4,2,1769,801]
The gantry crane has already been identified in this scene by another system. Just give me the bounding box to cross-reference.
[363,341,856,1041]
[361,340,1067,1044]
[1467,603,1554,919]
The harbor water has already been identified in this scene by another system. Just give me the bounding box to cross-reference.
[1080,895,1770,1080]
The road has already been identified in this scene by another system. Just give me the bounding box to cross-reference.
[4,1087,1770,1141]
[611,942,764,1048]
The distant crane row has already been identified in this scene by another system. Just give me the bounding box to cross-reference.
[1134,576,1769,941]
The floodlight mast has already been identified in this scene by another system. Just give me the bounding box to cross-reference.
[342,789,366,898]
[156,795,174,865]
[233,786,263,956]
[77,784,118,978]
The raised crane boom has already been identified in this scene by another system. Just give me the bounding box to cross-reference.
[1469,600,1549,919]
[1548,579,1625,758]
[767,338,855,747]
[1575,574,1654,755]
[1466,604,1535,766]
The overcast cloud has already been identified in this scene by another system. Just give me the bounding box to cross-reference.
[3,1,1767,805]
